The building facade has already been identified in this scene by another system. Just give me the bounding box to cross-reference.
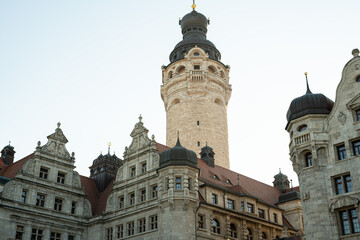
[286,49,360,239]
[0,5,304,240]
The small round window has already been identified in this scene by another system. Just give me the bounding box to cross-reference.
[297,124,307,132]
[356,75,360,82]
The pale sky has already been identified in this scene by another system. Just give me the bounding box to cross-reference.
[1,0,359,187]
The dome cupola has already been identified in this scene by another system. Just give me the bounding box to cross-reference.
[286,73,334,128]
[169,3,221,63]
[160,135,197,169]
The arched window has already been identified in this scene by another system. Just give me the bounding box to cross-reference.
[220,71,225,78]
[171,98,180,106]
[168,71,173,79]
[215,98,223,105]
[230,224,237,238]
[305,153,313,167]
[247,228,253,240]
[298,124,307,132]
[177,66,186,74]
[261,232,267,239]
[356,75,360,82]
[211,219,220,234]
[208,66,216,74]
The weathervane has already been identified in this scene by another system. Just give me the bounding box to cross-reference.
[305,72,312,94]
[107,142,111,154]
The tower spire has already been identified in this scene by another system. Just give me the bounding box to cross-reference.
[192,0,196,10]
[305,72,312,94]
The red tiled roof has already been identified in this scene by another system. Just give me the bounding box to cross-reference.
[94,179,114,215]
[156,142,170,154]
[198,158,282,206]
[0,154,34,178]
[80,176,99,215]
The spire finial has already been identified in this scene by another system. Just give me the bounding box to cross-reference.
[57,122,61,128]
[305,72,312,94]
[175,130,182,146]
[279,168,281,173]
[192,0,196,10]
[8,141,11,146]
[290,179,293,189]
[107,142,111,154]
[139,114,142,122]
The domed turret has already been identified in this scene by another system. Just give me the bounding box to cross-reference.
[169,6,221,63]
[273,169,290,193]
[160,136,197,169]
[200,144,215,167]
[286,73,334,128]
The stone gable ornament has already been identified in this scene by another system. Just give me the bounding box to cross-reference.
[338,112,346,125]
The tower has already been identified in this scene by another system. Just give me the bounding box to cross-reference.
[161,4,232,169]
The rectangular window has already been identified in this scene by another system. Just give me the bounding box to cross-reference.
[130,166,136,177]
[127,221,134,236]
[356,109,360,121]
[166,178,170,190]
[227,199,234,210]
[57,172,66,184]
[129,192,135,206]
[151,185,158,198]
[39,167,48,179]
[247,203,254,213]
[194,65,200,70]
[353,140,360,156]
[106,227,113,240]
[138,218,146,233]
[197,141,200,147]
[212,194,217,204]
[188,178,191,190]
[150,215,158,230]
[50,232,61,240]
[175,177,182,190]
[340,208,360,235]
[140,189,146,202]
[68,235,75,240]
[21,189,28,203]
[197,121,200,126]
[36,193,46,207]
[31,228,43,240]
[141,162,147,173]
[334,174,353,195]
[273,213,278,223]
[15,225,24,240]
[198,214,205,229]
[337,145,347,160]
[241,201,245,212]
[119,196,124,209]
[117,224,124,239]
[258,209,265,219]
[54,198,63,211]
[71,201,76,214]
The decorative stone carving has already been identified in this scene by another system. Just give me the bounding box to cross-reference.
[72,171,81,188]
[302,192,310,201]
[83,199,92,217]
[2,180,16,200]
[105,194,114,212]
[23,157,35,175]
[39,123,71,160]
[152,152,159,167]
[329,195,360,212]
[338,112,346,125]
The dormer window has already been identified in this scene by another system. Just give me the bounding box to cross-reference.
[305,153,313,167]
[213,175,219,180]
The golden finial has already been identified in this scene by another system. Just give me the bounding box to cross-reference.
[305,72,307,76]
[192,0,196,10]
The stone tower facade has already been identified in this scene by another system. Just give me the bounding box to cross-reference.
[161,9,232,169]
[286,49,360,239]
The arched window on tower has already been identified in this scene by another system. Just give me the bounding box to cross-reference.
[168,71,173,79]
[230,224,237,238]
[305,153,313,167]
[211,219,220,234]
[261,232,267,239]
[247,228,253,240]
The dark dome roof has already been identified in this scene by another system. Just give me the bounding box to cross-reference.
[278,190,301,204]
[159,138,197,169]
[180,10,208,31]
[169,10,221,63]
[286,84,334,127]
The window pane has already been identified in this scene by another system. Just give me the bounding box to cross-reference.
[341,211,350,235]
[337,145,347,160]
[345,175,353,193]
[335,177,343,194]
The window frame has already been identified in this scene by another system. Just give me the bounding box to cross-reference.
[175,177,182,190]
[117,224,124,239]
[273,213,278,223]
[198,214,205,229]
[50,232,61,240]
[119,195,124,209]
[15,225,24,240]
[138,218,146,233]
[211,218,220,234]
[337,144,347,161]
[21,189,28,203]
[258,208,265,219]
[333,174,353,195]
[150,215,158,230]
[140,188,146,202]
[71,201,77,214]
[129,192,135,206]
[31,228,43,240]
[352,140,360,156]
[141,162,147,173]
[54,197,63,212]
[151,185,158,199]
[305,152,313,167]
[130,166,136,177]
[39,167,49,179]
[211,194,218,205]
[247,203,254,213]
[230,223,237,238]
[36,193,46,207]
[106,227,113,240]
[127,221,134,236]
[339,208,360,235]
[57,171,66,184]
[227,199,234,210]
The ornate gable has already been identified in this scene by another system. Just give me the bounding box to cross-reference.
[36,123,72,161]
[124,115,153,158]
[346,92,360,110]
